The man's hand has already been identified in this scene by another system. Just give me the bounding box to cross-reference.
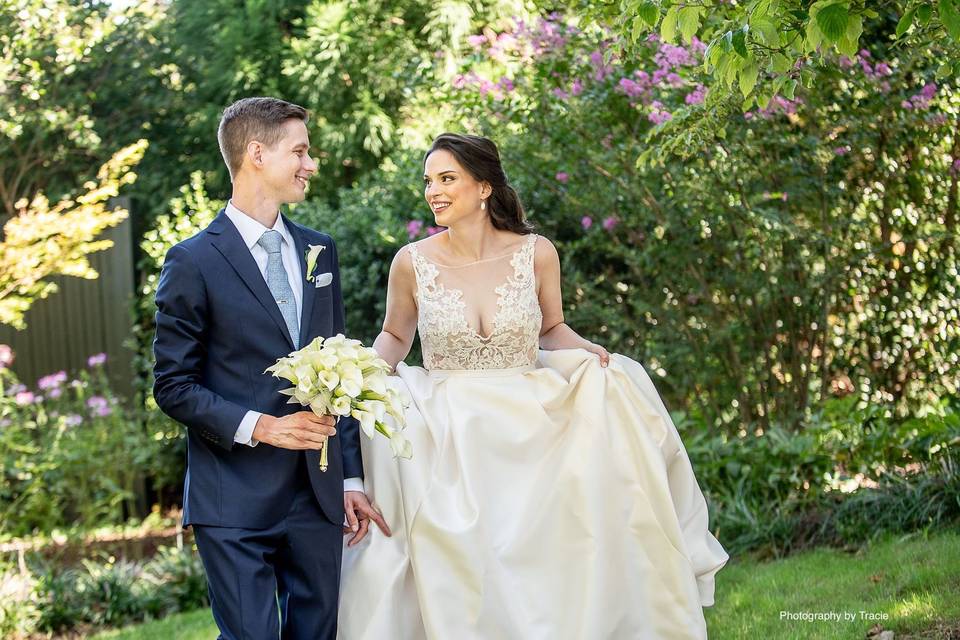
[343,491,391,547]
[252,412,336,450]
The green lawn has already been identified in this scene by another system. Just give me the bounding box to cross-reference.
[93,530,960,639]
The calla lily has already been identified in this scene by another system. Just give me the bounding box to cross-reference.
[305,244,325,281]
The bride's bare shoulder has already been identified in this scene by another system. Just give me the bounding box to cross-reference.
[532,234,560,269]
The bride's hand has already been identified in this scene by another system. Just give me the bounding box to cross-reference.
[586,342,609,368]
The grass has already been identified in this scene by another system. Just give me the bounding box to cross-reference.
[91,530,960,640]
[705,529,960,639]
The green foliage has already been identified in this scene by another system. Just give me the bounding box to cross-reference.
[0,354,161,536]
[684,398,960,556]
[0,545,207,637]
[0,1,171,216]
[578,1,960,159]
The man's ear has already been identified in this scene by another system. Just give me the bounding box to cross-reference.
[247,140,263,168]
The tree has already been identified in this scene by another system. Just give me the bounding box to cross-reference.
[0,140,147,329]
[577,1,960,158]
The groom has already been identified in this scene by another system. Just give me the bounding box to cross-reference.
[153,97,389,640]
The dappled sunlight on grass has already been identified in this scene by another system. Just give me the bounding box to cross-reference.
[891,592,937,622]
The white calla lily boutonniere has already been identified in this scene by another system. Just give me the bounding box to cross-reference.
[305,244,325,282]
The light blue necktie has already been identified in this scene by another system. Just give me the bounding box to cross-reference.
[257,230,299,348]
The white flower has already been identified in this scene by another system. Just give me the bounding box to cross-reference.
[351,408,376,438]
[305,244,325,282]
[331,394,352,416]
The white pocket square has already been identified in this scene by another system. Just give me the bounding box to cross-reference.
[313,272,333,288]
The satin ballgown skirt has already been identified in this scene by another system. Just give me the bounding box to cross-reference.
[338,349,728,640]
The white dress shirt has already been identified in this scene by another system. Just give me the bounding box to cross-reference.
[224,201,363,493]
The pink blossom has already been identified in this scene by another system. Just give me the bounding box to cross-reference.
[838,55,854,69]
[406,220,423,239]
[903,82,937,110]
[0,344,12,368]
[648,101,672,125]
[555,171,569,184]
[834,146,849,156]
[602,216,619,231]
[498,76,515,93]
[426,226,443,236]
[452,74,467,89]
[552,87,569,100]
[467,34,487,48]
[617,77,645,99]
[496,32,518,51]
[15,391,35,406]
[581,216,593,230]
[588,49,613,81]
[951,158,960,176]
[570,79,583,96]
[49,388,62,399]
[64,414,83,427]
[685,84,707,105]
[38,370,67,390]
[88,353,107,367]
[87,396,112,417]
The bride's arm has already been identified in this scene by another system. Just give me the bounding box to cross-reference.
[535,237,610,367]
[373,246,419,372]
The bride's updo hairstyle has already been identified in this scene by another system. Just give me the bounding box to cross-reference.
[425,133,535,234]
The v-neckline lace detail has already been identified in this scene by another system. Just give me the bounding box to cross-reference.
[410,235,542,370]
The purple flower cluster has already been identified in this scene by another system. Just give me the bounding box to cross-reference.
[38,370,67,390]
[88,353,107,367]
[87,395,112,417]
[685,83,707,106]
[648,101,672,125]
[745,96,802,121]
[901,82,937,110]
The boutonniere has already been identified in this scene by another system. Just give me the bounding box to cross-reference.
[305,244,325,282]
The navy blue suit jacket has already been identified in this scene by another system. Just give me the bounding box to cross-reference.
[153,210,362,528]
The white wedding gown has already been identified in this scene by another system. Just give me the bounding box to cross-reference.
[338,235,728,639]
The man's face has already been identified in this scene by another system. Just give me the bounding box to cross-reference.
[258,119,317,204]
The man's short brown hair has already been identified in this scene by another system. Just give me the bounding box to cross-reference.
[217,97,308,179]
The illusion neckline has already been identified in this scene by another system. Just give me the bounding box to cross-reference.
[412,234,536,269]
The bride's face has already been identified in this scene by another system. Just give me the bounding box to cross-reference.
[423,149,489,227]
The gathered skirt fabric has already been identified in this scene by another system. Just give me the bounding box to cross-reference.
[338,349,728,640]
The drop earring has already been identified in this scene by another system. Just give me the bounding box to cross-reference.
[480,200,486,211]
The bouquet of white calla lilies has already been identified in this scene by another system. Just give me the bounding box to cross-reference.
[265,334,412,471]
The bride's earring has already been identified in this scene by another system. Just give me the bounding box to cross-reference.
[480,200,486,211]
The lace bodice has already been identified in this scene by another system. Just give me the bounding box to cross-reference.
[410,234,542,370]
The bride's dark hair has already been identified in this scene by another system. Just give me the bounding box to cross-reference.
[425,133,534,234]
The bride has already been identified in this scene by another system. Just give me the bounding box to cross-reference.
[337,133,728,639]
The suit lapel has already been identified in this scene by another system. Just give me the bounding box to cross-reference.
[285,215,317,347]
[208,210,296,350]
